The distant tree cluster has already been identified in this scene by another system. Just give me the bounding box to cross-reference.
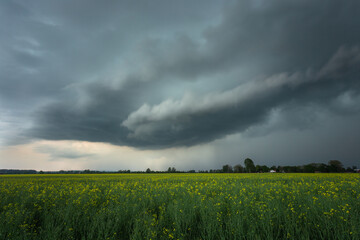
[219,159,354,173]
[0,169,131,175]
[167,167,177,173]
[0,160,357,175]
[0,169,37,174]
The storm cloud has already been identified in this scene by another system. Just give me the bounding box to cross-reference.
[29,45,360,148]
[1,0,360,168]
[25,0,360,148]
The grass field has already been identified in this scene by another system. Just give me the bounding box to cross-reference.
[0,173,359,239]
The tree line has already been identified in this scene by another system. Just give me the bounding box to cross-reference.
[0,159,358,175]
[147,159,357,173]
[218,158,357,173]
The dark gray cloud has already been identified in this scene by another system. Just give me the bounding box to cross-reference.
[1,0,360,166]
[0,0,220,105]
[206,0,360,73]
[0,0,222,143]
[121,46,360,146]
[30,45,360,149]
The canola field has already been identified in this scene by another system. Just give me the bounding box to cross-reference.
[0,173,359,240]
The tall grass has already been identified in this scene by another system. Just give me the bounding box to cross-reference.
[0,173,359,239]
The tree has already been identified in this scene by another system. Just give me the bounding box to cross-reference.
[244,158,256,173]
[303,163,316,173]
[317,163,329,173]
[146,168,151,173]
[234,164,244,173]
[328,160,344,173]
[260,165,270,173]
[222,164,233,173]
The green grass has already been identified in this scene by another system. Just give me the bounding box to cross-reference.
[0,173,359,239]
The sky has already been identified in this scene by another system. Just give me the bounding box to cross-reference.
[1,0,360,171]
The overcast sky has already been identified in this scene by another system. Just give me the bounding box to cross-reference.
[1,0,360,171]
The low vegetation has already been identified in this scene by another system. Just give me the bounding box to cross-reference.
[1,173,359,239]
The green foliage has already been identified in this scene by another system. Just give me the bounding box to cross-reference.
[167,167,176,173]
[244,158,256,173]
[0,173,359,239]
[233,164,244,173]
[222,164,233,173]
[328,160,344,172]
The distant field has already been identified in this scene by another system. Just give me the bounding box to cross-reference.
[1,173,359,239]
